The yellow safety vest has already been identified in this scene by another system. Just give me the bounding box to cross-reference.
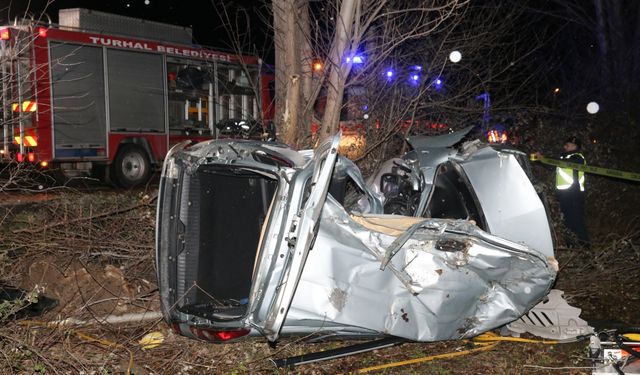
[556,152,585,191]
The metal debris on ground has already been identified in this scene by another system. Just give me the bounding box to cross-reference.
[506,289,594,340]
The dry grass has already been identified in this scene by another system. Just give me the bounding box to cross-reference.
[0,184,638,374]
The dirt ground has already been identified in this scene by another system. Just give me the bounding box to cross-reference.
[1,187,639,374]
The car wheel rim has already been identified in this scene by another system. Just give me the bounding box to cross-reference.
[122,153,146,181]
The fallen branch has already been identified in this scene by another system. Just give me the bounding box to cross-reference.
[23,311,163,328]
[12,194,157,234]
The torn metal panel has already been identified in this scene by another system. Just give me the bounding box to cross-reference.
[284,197,556,342]
[334,156,384,214]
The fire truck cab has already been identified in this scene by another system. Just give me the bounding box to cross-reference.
[0,8,268,187]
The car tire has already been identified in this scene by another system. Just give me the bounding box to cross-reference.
[113,145,151,188]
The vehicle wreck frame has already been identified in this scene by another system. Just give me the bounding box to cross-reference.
[156,129,558,344]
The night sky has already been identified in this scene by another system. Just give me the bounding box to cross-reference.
[2,0,269,51]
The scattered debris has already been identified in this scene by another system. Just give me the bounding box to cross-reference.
[590,330,640,375]
[139,331,165,349]
[507,289,594,340]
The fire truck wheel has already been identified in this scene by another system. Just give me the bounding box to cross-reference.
[113,145,151,188]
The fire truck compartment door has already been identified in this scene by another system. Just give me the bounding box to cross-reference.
[50,42,106,153]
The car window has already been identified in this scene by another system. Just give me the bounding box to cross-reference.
[424,162,487,230]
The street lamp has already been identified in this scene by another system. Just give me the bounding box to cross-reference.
[449,50,462,63]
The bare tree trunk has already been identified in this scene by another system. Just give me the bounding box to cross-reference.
[319,0,359,140]
[273,0,315,147]
[300,4,314,131]
[273,0,297,146]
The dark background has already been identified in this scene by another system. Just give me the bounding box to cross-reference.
[1,0,270,51]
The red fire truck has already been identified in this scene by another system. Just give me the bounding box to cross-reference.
[1,8,272,187]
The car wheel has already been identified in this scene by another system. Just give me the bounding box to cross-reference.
[113,145,151,188]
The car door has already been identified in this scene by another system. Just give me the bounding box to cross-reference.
[258,133,341,342]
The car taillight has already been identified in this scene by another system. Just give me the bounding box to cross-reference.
[16,153,23,162]
[38,27,47,38]
[0,28,10,40]
[27,152,35,162]
[188,327,250,342]
[216,329,250,341]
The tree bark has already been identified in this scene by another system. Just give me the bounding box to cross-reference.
[300,3,314,127]
[319,0,359,140]
[273,0,297,146]
[272,0,313,147]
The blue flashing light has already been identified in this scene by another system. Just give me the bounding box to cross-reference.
[385,69,394,78]
[412,65,422,71]
[411,74,420,82]
[435,78,442,85]
[347,55,364,64]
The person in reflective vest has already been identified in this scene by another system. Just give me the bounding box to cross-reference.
[555,136,589,245]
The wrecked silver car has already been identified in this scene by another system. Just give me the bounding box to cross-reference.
[155,128,558,343]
